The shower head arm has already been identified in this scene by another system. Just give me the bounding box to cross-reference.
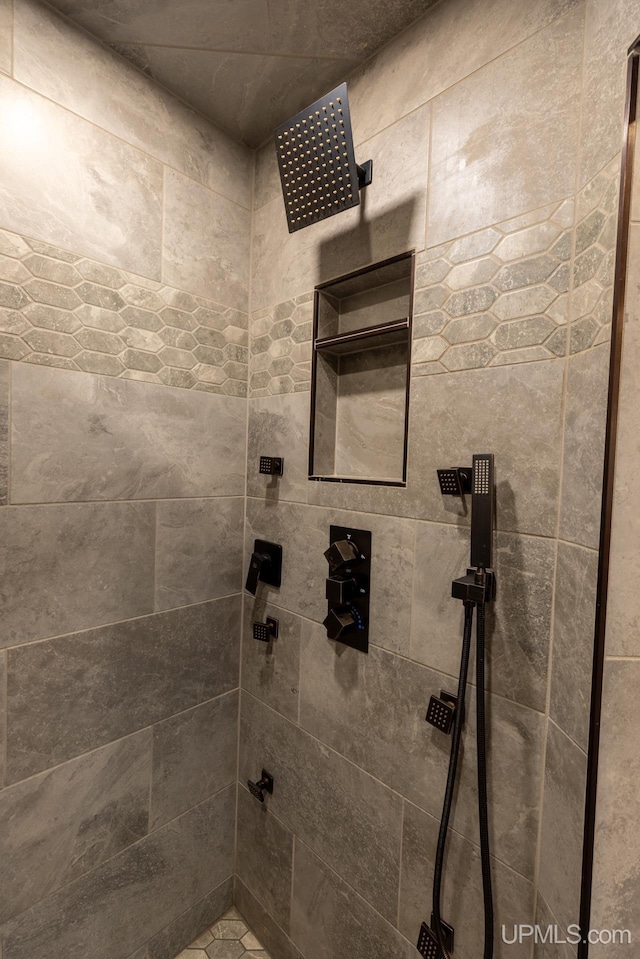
[357,160,373,188]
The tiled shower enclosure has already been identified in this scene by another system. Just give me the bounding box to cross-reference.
[0,0,638,958]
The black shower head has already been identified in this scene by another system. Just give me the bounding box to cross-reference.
[274,82,372,234]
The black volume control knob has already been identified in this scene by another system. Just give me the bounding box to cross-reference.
[324,538,359,573]
[323,606,357,641]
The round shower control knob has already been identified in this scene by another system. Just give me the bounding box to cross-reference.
[323,606,357,641]
[324,538,359,573]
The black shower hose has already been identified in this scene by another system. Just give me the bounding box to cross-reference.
[476,601,494,959]
[431,598,494,959]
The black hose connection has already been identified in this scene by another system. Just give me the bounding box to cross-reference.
[476,600,494,959]
[430,581,494,959]
[432,600,474,959]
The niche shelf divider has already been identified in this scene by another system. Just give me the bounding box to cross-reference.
[309,251,415,487]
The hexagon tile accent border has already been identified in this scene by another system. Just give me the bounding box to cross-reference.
[248,170,620,397]
[0,229,248,395]
[411,199,577,375]
[410,170,618,376]
[249,293,313,397]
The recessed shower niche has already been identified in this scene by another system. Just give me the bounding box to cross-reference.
[309,252,414,485]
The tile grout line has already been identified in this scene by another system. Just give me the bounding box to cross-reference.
[396,799,405,929]
[244,594,549,715]
[0,591,243,653]
[139,876,234,959]
[240,691,536,886]
[289,833,297,935]
[160,165,166,288]
[531,5,590,933]
[10,12,253,214]
[0,493,246,508]
[1,649,7,791]
[236,876,303,959]
[1,781,237,930]
[2,687,240,792]
[234,176,254,882]
[252,0,582,154]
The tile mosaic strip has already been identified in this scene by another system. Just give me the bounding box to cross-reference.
[248,175,620,396]
[175,908,271,958]
[249,294,313,397]
[411,198,575,374]
[0,229,248,395]
[570,157,619,354]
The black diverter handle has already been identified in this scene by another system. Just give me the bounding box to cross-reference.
[245,551,271,596]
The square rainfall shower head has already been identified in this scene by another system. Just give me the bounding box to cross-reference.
[274,82,372,234]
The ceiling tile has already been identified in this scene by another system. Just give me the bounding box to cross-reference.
[46,0,441,145]
[127,46,359,146]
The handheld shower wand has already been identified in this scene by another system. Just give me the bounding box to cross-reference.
[421,455,496,959]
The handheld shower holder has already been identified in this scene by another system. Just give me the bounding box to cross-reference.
[451,567,496,605]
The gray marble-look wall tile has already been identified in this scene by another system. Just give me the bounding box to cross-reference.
[241,596,301,722]
[150,690,238,829]
[236,785,294,931]
[1,786,235,959]
[410,524,554,712]
[428,9,583,246]
[253,141,281,212]
[290,840,415,959]
[538,721,587,933]
[579,0,634,186]
[533,895,576,959]
[6,595,241,781]
[0,75,163,278]
[334,344,408,480]
[239,692,403,921]
[550,542,598,750]
[147,878,233,959]
[299,623,544,879]
[309,359,566,539]
[250,105,430,312]
[11,364,246,502]
[399,800,534,959]
[245,499,415,655]
[559,344,609,549]
[234,879,303,959]
[163,169,250,312]
[0,649,5,787]
[0,358,7,504]
[13,0,253,208]
[0,729,151,924]
[155,498,244,610]
[0,500,155,648]
[247,392,310,504]
[0,0,11,76]
[590,660,640,950]
[349,0,581,145]
[606,226,640,654]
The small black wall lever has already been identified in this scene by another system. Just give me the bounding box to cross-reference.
[245,540,283,595]
[246,551,270,596]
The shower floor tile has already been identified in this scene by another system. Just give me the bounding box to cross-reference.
[174,908,271,959]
